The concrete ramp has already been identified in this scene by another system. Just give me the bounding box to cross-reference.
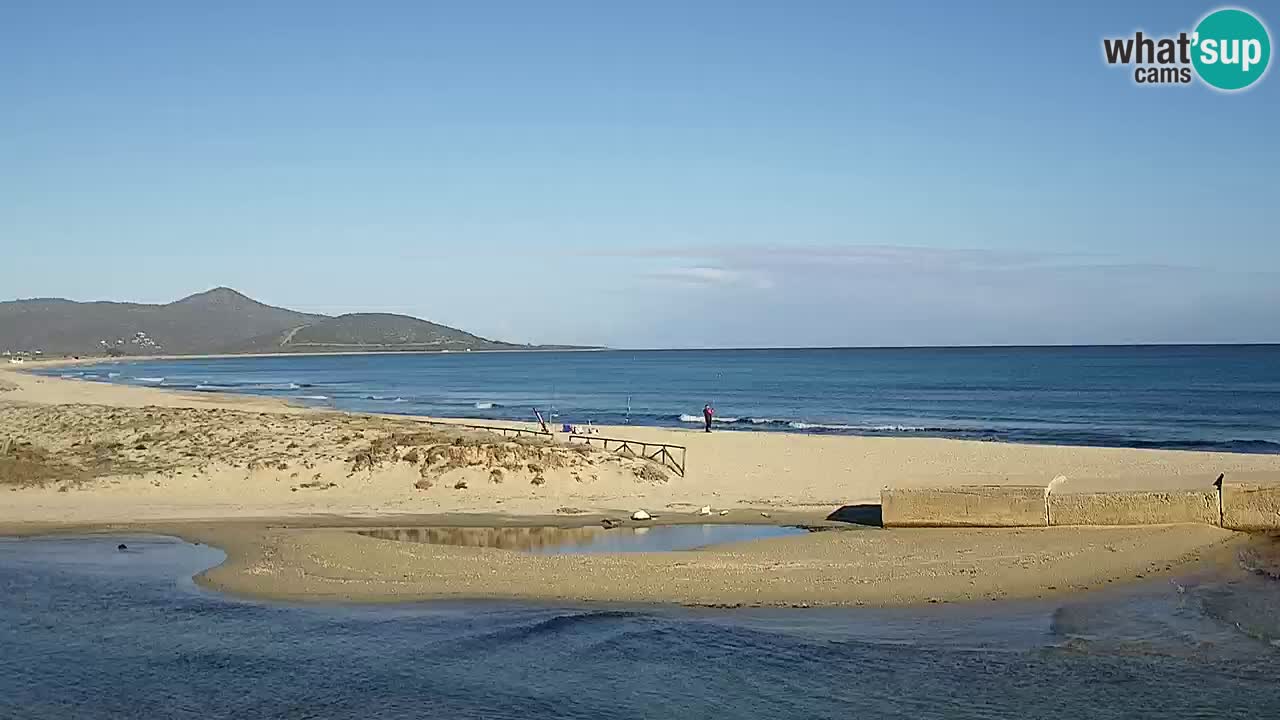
[881,486,1047,528]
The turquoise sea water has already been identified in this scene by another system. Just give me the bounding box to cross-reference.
[51,345,1280,452]
[1,534,1278,719]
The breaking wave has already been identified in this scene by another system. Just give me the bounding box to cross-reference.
[676,415,948,433]
[677,414,741,424]
[183,381,308,392]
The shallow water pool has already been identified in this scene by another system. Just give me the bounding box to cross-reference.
[355,523,812,554]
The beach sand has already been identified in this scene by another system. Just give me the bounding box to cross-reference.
[2,365,1277,606]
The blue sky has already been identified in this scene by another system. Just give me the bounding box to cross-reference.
[3,1,1277,347]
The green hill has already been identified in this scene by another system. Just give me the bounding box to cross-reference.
[230,313,523,353]
[0,288,583,357]
[0,288,322,356]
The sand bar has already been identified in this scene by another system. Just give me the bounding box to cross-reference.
[186,521,1237,607]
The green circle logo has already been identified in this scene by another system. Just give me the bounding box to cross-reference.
[1192,8,1271,90]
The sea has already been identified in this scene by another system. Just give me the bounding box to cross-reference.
[1,534,1278,719]
[47,345,1280,453]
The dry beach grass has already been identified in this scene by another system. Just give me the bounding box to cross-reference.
[0,397,669,521]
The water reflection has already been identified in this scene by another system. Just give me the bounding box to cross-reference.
[356,524,810,554]
[358,526,608,553]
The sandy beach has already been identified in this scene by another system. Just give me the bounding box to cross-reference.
[3,364,1278,606]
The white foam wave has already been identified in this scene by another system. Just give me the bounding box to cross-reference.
[298,395,330,401]
[392,397,408,403]
[678,414,740,424]
[107,372,121,378]
[60,373,79,379]
[474,402,494,409]
[675,414,937,433]
[786,421,858,431]
[787,421,934,432]
[136,377,165,383]
[83,374,99,379]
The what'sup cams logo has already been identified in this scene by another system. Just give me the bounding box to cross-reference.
[1103,7,1271,91]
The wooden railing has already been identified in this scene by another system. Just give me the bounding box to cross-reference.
[423,421,552,440]
[567,434,687,477]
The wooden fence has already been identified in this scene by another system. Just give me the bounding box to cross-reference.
[424,421,552,440]
[567,434,687,477]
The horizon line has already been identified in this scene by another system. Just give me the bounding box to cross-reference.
[605,342,1280,351]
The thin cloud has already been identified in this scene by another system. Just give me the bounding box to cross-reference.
[654,266,738,284]
[599,244,1098,270]
[647,266,774,290]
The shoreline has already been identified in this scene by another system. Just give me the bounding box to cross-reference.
[5,365,1280,516]
[7,346,609,370]
[24,355,1280,457]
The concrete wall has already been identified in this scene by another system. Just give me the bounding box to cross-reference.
[1048,490,1219,527]
[1221,482,1280,531]
[881,480,1280,530]
[881,486,1046,528]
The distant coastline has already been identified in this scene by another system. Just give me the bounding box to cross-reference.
[0,287,598,358]
[15,345,609,369]
[604,342,1280,351]
[16,341,1280,368]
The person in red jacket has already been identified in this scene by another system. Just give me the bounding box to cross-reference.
[702,403,714,433]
